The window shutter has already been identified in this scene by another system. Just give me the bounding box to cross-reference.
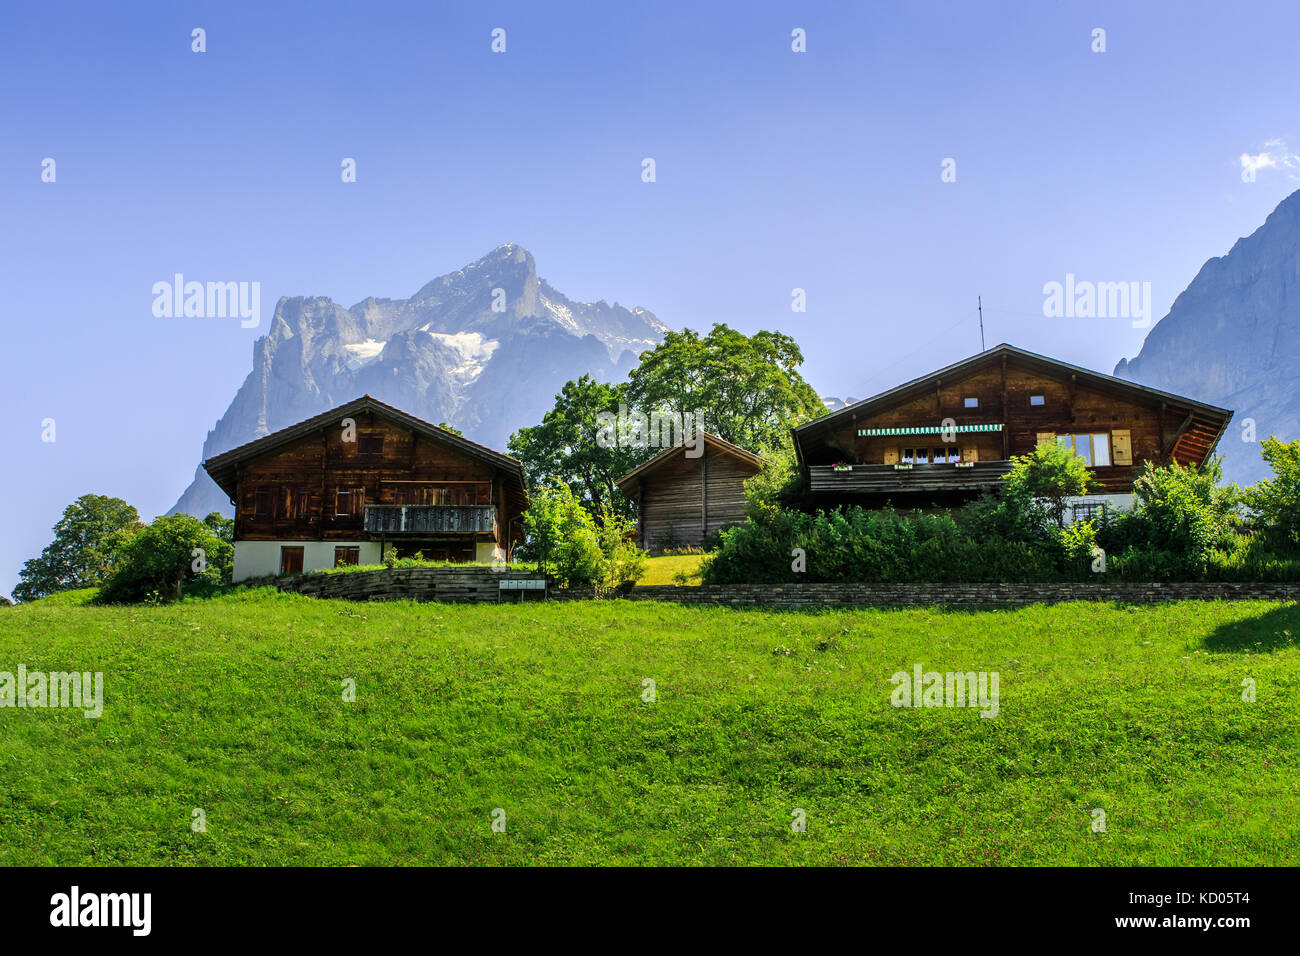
[883,447,899,465]
[961,446,978,462]
[1112,429,1133,465]
[1036,432,1055,447]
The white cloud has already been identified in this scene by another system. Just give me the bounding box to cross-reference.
[1240,138,1300,180]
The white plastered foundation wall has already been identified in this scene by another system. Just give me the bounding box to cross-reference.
[232,541,381,582]
[233,539,503,581]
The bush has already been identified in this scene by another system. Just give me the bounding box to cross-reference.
[702,504,1079,584]
[97,514,232,604]
[1001,441,1098,528]
[518,480,648,588]
[1097,459,1239,578]
[701,452,1300,585]
[596,508,647,588]
[1246,437,1300,554]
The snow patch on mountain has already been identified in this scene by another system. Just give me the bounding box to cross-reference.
[423,330,499,384]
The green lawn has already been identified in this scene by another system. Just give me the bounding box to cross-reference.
[1,589,1297,865]
[639,552,707,585]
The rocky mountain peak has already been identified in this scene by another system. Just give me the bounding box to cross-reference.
[1114,189,1300,485]
[170,246,668,518]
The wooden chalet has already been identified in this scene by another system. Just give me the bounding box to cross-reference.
[203,395,528,581]
[793,343,1233,517]
[615,433,765,551]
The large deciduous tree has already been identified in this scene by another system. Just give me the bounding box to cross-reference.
[13,494,142,602]
[625,323,825,453]
[508,375,647,520]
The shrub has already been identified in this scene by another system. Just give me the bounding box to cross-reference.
[1098,459,1239,578]
[97,514,232,604]
[1245,437,1300,554]
[519,480,647,587]
[701,454,1297,585]
[1056,518,1100,577]
[596,507,647,588]
[1001,442,1098,528]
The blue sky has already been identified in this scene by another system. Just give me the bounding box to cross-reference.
[3,0,1299,596]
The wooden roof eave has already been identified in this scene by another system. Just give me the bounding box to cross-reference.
[613,433,766,493]
[202,395,527,500]
[794,343,1234,445]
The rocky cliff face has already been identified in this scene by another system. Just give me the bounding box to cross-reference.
[171,244,668,517]
[1114,190,1300,486]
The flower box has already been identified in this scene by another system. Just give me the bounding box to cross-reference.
[955,460,975,469]
[893,463,913,471]
[832,463,853,473]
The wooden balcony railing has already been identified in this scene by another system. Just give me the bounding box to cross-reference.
[808,461,1012,494]
[363,504,496,534]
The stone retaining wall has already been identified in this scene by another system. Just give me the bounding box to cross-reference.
[272,569,1298,607]
[550,581,1299,607]
[275,567,548,603]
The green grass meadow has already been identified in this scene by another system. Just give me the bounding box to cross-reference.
[1,589,1297,865]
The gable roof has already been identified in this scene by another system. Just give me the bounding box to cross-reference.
[794,342,1233,454]
[615,433,766,493]
[202,395,526,500]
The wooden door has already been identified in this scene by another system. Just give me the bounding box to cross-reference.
[280,546,305,575]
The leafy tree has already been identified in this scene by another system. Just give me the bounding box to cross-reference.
[517,480,647,587]
[517,480,606,585]
[742,438,805,520]
[203,512,234,544]
[437,422,463,436]
[13,494,141,602]
[508,375,647,520]
[1246,437,1300,553]
[626,323,825,451]
[202,512,236,578]
[595,506,648,588]
[97,514,231,604]
[1001,441,1099,528]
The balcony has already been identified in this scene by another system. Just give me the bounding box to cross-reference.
[808,460,1013,494]
[363,504,496,534]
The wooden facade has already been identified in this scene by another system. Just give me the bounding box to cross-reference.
[616,434,765,551]
[204,396,527,580]
[794,344,1233,509]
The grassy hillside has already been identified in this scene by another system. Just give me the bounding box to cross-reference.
[1,590,1297,865]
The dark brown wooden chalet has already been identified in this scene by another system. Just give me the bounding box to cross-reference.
[203,395,527,581]
[615,434,765,551]
[793,344,1232,514]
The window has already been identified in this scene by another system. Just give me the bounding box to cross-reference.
[358,433,384,455]
[253,485,309,519]
[254,486,275,519]
[279,546,304,576]
[1058,433,1111,466]
[1072,502,1106,522]
[901,448,960,465]
[963,397,979,408]
[334,546,360,568]
[284,488,311,520]
[335,487,364,517]
[1029,395,1045,406]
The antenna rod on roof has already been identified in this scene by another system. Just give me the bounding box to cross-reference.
[978,296,985,351]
